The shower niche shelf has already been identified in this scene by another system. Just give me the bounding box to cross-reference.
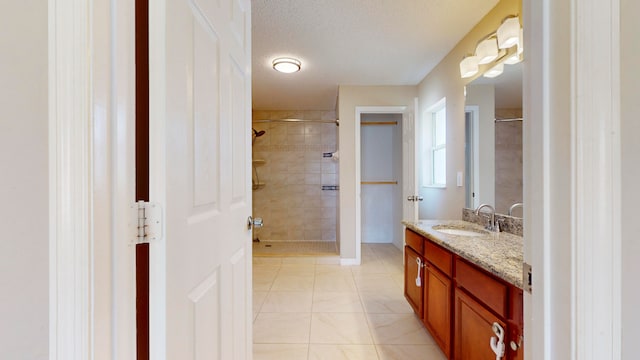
[253,159,266,166]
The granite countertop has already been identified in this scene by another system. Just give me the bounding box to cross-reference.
[402,219,524,289]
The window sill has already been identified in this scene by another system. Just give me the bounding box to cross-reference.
[423,184,446,189]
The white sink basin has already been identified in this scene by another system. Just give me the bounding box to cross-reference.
[433,226,488,237]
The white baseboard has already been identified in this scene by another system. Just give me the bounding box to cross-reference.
[340,257,361,266]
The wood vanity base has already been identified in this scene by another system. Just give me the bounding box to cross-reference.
[404,228,524,360]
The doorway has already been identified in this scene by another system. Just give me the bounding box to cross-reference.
[353,104,417,260]
[360,113,403,246]
[250,112,340,258]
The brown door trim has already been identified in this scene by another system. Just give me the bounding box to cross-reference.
[135,0,150,359]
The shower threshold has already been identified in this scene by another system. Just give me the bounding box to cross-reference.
[252,240,337,257]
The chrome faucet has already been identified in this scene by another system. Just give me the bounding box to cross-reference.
[508,202,523,216]
[475,204,499,232]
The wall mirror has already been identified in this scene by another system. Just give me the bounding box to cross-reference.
[464,62,523,217]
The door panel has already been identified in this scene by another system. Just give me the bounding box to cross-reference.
[193,20,220,208]
[188,270,221,359]
[230,57,248,201]
[149,0,252,358]
[402,98,419,222]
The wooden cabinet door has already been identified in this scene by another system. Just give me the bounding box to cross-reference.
[507,287,524,360]
[424,263,452,358]
[454,288,507,360]
[508,328,524,360]
[404,246,424,317]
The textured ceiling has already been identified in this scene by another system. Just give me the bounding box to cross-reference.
[251,0,500,111]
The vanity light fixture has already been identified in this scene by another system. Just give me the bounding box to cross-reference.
[459,15,522,79]
[272,57,301,73]
[459,56,479,78]
[483,63,504,78]
[497,16,521,49]
[503,53,522,65]
[517,28,524,56]
[503,28,524,64]
[475,37,499,64]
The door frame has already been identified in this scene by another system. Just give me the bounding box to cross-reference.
[147,0,168,357]
[464,105,480,210]
[353,106,408,264]
[525,0,622,358]
[48,1,93,355]
[48,0,137,358]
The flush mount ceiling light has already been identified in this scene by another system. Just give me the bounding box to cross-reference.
[272,57,301,73]
[483,63,504,78]
[497,16,521,49]
[460,56,479,78]
[475,37,499,65]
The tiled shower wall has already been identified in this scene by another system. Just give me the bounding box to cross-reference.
[495,108,523,215]
[251,110,339,242]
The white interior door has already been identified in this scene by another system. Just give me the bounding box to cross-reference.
[402,98,420,222]
[148,0,252,358]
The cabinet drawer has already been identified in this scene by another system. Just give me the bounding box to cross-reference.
[424,240,452,277]
[455,258,507,317]
[405,229,423,253]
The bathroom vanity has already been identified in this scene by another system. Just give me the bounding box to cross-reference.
[403,220,524,360]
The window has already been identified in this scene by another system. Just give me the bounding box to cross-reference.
[423,98,447,188]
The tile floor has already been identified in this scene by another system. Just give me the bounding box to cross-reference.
[252,243,447,360]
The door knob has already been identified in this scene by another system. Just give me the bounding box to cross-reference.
[247,216,264,230]
[407,195,415,201]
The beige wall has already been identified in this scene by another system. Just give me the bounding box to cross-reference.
[621,0,640,356]
[337,86,418,260]
[251,111,339,243]
[417,0,521,219]
[0,0,49,357]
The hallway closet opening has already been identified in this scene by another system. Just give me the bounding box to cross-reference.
[360,113,403,245]
[251,111,340,257]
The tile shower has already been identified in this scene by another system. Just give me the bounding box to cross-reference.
[495,108,523,215]
[251,110,339,252]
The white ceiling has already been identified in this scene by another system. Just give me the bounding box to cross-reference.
[251,0,500,111]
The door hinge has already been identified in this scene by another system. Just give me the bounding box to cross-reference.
[130,201,162,244]
[523,262,532,293]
